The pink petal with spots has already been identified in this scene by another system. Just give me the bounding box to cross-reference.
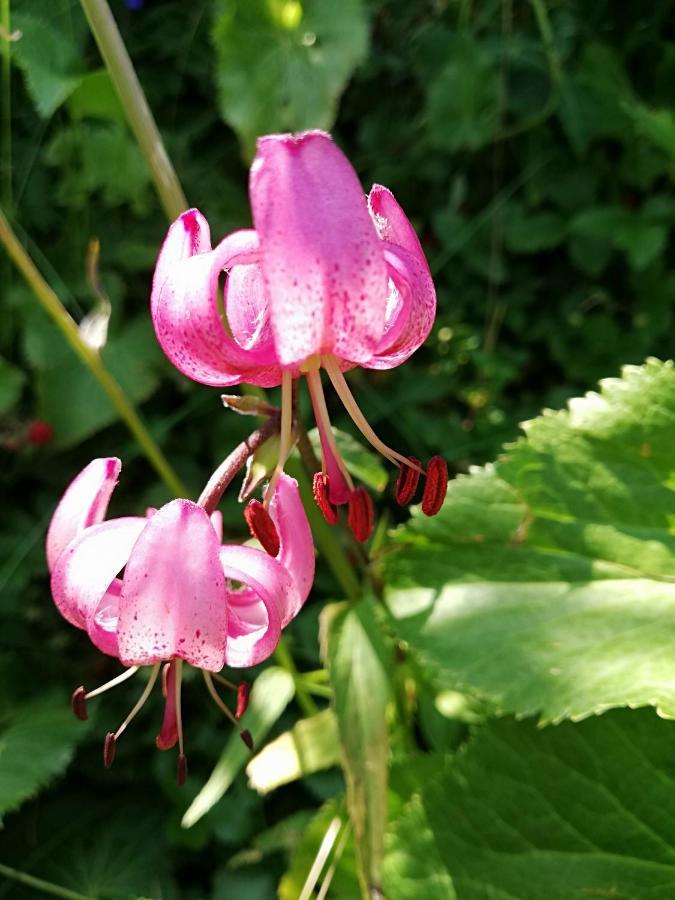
[224,263,275,354]
[88,580,121,658]
[266,473,315,621]
[50,517,146,630]
[250,131,390,367]
[219,546,293,668]
[116,500,227,670]
[151,210,283,387]
[363,243,436,368]
[46,457,121,571]
[365,186,436,368]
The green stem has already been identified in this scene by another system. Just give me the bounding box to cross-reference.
[0,207,188,498]
[274,635,319,718]
[0,863,95,900]
[78,0,188,221]
[1,0,11,210]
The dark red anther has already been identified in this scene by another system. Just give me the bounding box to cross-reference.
[240,729,254,751]
[244,499,280,556]
[348,487,374,542]
[177,753,188,787]
[71,685,88,721]
[312,472,338,524]
[421,456,448,517]
[236,682,250,719]
[395,456,422,506]
[103,732,116,768]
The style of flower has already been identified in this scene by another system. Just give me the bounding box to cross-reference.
[46,457,314,782]
[151,130,447,542]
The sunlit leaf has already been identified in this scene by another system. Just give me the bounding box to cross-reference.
[384,359,675,724]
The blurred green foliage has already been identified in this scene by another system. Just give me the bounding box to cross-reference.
[2,0,675,897]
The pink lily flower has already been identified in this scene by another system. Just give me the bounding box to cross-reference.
[46,457,314,781]
[151,130,447,541]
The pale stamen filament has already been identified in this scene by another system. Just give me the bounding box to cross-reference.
[264,369,294,508]
[305,366,355,492]
[212,672,238,691]
[322,355,424,473]
[202,670,241,729]
[175,659,185,758]
[114,663,161,740]
[85,665,139,700]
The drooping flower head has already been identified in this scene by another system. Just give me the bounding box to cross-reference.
[47,457,314,781]
[151,131,447,540]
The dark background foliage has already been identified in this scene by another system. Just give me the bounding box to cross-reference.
[1,0,675,896]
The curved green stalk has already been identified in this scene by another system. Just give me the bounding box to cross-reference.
[0,208,188,498]
[1,0,11,210]
[79,0,188,221]
[0,863,95,900]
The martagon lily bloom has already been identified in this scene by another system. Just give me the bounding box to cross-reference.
[46,457,314,782]
[151,130,448,542]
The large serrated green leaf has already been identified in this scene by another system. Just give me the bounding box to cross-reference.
[0,695,91,815]
[211,0,369,158]
[384,709,675,900]
[384,359,675,723]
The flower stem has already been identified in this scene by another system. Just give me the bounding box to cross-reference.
[0,862,95,900]
[197,414,280,513]
[274,635,319,718]
[1,0,11,211]
[0,208,188,498]
[78,0,188,221]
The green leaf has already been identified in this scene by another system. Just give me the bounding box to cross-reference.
[0,357,25,414]
[182,667,294,828]
[211,0,369,158]
[384,359,675,724]
[34,317,164,448]
[308,427,389,492]
[46,121,152,213]
[66,69,126,122]
[426,35,500,152]
[322,599,391,895]
[0,695,90,815]
[384,709,675,900]
[504,206,567,254]
[246,708,340,795]
[10,11,83,117]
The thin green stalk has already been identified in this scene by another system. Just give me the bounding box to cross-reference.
[79,0,188,221]
[0,863,95,900]
[1,0,11,210]
[0,207,188,498]
[274,635,319,718]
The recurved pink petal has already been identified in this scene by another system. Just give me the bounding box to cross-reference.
[151,213,283,388]
[368,184,428,262]
[364,185,436,368]
[250,131,390,367]
[87,580,121,658]
[224,263,275,354]
[116,500,227,670]
[46,457,121,571]
[50,517,146,631]
[266,474,315,620]
[364,242,436,370]
[219,545,291,668]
